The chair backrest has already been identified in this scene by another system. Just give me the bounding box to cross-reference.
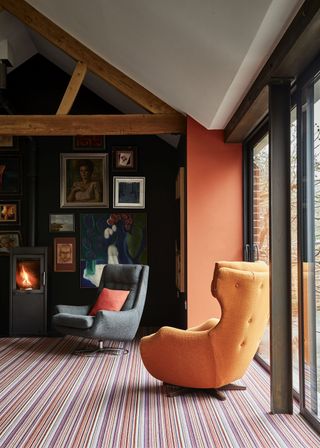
[210,261,269,386]
[97,264,149,317]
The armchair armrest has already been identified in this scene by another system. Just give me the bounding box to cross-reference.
[91,309,140,341]
[55,304,91,315]
[140,326,215,388]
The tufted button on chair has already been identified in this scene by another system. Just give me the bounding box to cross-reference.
[140,261,269,399]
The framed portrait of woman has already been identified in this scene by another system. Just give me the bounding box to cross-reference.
[60,153,109,208]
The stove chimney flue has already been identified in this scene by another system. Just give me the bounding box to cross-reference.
[0,61,7,89]
[0,39,13,90]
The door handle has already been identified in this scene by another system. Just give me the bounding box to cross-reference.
[253,244,259,261]
[244,244,250,261]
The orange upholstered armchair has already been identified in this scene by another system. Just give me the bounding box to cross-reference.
[140,261,269,399]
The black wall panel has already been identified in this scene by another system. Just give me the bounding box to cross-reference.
[2,55,183,331]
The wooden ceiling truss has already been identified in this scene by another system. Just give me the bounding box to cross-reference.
[0,0,186,136]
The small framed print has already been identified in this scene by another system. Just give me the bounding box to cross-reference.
[113,176,145,209]
[0,200,20,224]
[112,146,137,171]
[49,214,75,232]
[73,135,106,151]
[0,231,21,252]
[54,237,76,272]
[0,136,13,148]
[0,136,19,151]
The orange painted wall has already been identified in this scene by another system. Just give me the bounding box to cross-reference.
[187,117,243,327]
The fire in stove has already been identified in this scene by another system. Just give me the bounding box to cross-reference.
[16,260,41,291]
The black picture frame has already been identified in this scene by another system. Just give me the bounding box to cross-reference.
[0,230,22,252]
[0,200,21,225]
[0,156,22,195]
[112,146,137,171]
[0,136,19,151]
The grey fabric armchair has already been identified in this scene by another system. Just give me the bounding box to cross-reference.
[52,264,149,355]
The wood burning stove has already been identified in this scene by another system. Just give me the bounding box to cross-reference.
[10,247,47,336]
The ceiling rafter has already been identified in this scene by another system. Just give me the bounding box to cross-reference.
[0,114,186,136]
[0,0,186,135]
[56,61,87,115]
[0,0,179,115]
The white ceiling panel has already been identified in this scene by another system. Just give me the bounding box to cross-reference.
[1,0,305,129]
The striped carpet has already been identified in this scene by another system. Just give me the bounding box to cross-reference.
[0,334,319,448]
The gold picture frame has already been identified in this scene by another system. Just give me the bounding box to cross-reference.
[0,200,20,224]
[60,153,109,208]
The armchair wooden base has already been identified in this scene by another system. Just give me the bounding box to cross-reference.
[164,383,247,401]
[74,340,129,356]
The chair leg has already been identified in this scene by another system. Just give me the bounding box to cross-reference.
[218,383,246,391]
[211,389,227,401]
[164,382,246,400]
[212,383,246,400]
[74,340,129,356]
[165,384,190,397]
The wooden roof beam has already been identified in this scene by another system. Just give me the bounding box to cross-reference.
[0,0,181,117]
[0,114,186,136]
[56,61,87,115]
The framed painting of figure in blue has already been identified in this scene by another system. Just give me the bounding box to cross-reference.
[80,213,147,288]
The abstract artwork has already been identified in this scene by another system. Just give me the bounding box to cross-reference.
[113,177,145,209]
[80,213,147,287]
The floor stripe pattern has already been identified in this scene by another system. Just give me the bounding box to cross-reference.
[0,335,319,448]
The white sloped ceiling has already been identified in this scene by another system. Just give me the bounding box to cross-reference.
[1,0,304,129]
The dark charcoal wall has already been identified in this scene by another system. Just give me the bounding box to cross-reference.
[1,54,184,331]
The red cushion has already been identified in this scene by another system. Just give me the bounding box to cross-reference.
[88,287,130,316]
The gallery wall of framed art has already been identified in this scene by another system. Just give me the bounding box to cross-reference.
[0,137,23,253]
[3,54,182,329]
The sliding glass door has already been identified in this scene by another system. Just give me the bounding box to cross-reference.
[299,72,320,429]
[244,113,299,381]
[244,59,320,433]
[250,132,270,365]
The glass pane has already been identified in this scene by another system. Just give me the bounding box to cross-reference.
[252,116,299,380]
[16,259,41,291]
[302,75,320,421]
[252,134,270,364]
[291,107,299,392]
[315,78,320,417]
